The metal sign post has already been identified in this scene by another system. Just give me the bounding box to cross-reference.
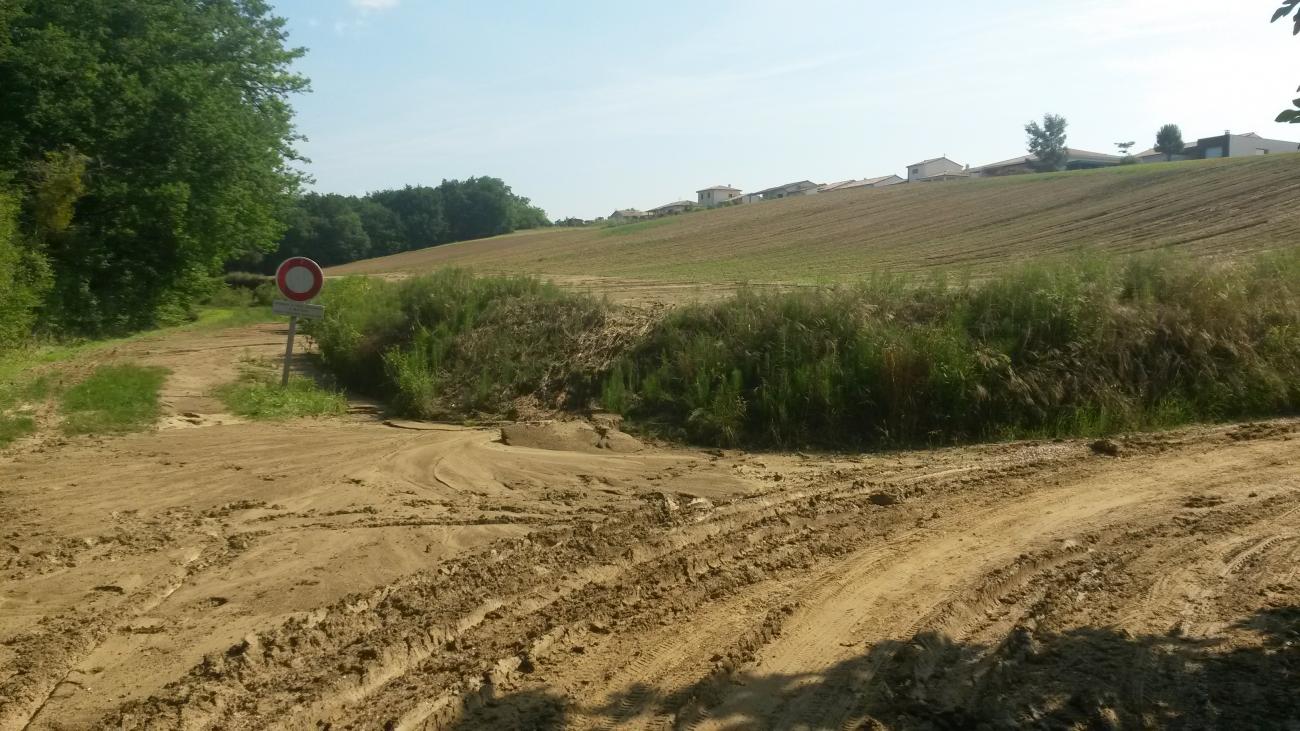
[281,315,298,387]
[273,257,325,387]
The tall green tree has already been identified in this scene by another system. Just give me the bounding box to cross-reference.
[1274,1,1300,122]
[1154,124,1185,161]
[369,185,449,250]
[1025,114,1069,172]
[276,194,371,267]
[0,0,308,331]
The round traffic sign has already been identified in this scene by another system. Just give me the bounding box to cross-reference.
[275,257,324,302]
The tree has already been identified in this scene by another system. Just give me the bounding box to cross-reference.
[369,185,449,251]
[1154,124,1185,161]
[0,0,308,332]
[1273,2,1300,122]
[1025,114,1069,172]
[275,194,370,267]
[1115,141,1135,156]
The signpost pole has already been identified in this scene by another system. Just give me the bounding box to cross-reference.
[281,315,298,387]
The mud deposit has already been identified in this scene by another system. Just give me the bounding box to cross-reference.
[2,324,1298,730]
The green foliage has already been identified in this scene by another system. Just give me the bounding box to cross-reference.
[262,177,551,271]
[276,193,372,267]
[0,0,308,333]
[1025,114,1069,172]
[308,271,606,418]
[0,185,50,352]
[606,253,1300,449]
[216,363,345,420]
[1155,124,1186,160]
[0,415,36,447]
[61,363,169,435]
[1274,2,1300,122]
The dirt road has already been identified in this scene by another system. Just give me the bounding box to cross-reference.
[1,323,1297,730]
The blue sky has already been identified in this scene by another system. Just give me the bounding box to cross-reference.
[273,0,1300,220]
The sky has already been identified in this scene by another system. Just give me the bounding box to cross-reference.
[272,0,1300,220]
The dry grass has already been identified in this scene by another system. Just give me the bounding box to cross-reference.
[329,155,1300,286]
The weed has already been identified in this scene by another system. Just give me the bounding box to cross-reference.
[216,364,346,420]
[0,414,35,447]
[61,364,169,435]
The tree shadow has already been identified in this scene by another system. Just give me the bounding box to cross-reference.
[450,605,1300,730]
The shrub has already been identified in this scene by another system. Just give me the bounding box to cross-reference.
[0,187,50,352]
[606,252,1300,448]
[308,270,609,418]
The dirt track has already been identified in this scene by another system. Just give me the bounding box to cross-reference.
[2,324,1298,730]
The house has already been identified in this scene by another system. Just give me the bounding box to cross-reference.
[649,200,697,217]
[819,175,905,193]
[609,208,649,222]
[1136,131,1300,162]
[751,180,821,200]
[907,157,966,182]
[970,148,1122,177]
[697,185,742,208]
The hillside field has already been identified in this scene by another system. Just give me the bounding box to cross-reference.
[330,154,1300,285]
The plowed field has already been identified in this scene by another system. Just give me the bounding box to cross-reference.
[330,155,1300,293]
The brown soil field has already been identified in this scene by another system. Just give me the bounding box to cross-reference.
[330,155,1300,298]
[2,322,1298,730]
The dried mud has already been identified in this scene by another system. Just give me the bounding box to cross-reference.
[1,324,1297,730]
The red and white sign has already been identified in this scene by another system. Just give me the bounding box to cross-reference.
[275,257,324,302]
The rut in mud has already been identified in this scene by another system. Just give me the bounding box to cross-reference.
[1,323,1297,730]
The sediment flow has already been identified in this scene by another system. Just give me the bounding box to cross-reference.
[1,324,1297,729]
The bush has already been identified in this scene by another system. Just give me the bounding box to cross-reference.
[308,270,608,418]
[0,188,50,352]
[216,364,346,420]
[308,255,1300,450]
[606,252,1300,448]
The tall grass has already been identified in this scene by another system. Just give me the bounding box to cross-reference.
[308,255,1300,449]
[605,252,1300,448]
[308,270,609,418]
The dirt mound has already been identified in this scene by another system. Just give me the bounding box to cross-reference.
[499,419,643,454]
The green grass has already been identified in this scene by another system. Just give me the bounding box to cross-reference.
[216,364,347,420]
[61,364,170,435]
[0,414,35,446]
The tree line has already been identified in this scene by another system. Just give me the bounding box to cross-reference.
[0,0,307,344]
[0,0,548,350]
[247,177,550,272]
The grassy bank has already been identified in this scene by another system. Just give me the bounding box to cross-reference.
[313,254,1300,449]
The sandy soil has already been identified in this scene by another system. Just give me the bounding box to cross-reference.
[1,323,1297,730]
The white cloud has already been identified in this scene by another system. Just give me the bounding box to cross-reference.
[350,0,399,10]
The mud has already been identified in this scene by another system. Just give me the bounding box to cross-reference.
[1,323,1298,730]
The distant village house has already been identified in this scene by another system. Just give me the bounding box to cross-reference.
[751,180,821,200]
[969,148,1121,177]
[649,200,696,217]
[697,185,742,208]
[820,175,904,192]
[907,157,968,182]
[1135,131,1300,162]
[608,208,649,222]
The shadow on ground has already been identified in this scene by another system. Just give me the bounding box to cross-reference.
[451,605,1300,730]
